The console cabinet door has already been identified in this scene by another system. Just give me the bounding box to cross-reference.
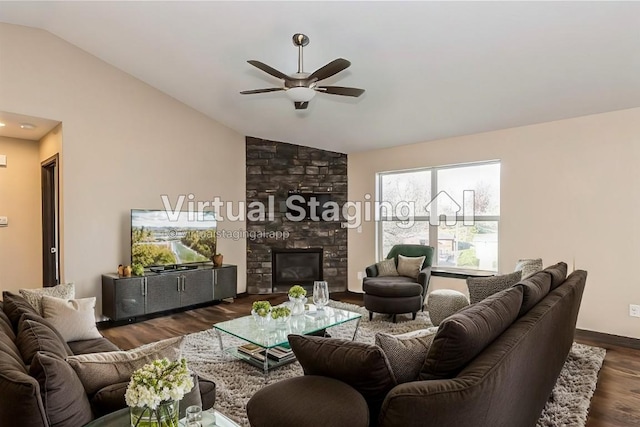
[146,273,182,313]
[180,270,214,307]
[102,275,146,321]
[214,266,237,300]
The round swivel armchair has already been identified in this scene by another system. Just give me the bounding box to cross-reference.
[363,245,434,322]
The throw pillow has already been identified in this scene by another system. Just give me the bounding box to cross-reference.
[466,270,522,304]
[544,262,568,290]
[514,271,552,316]
[16,318,72,365]
[514,258,543,279]
[396,254,426,279]
[420,286,524,381]
[2,291,40,330]
[41,296,102,342]
[66,336,184,395]
[19,283,75,315]
[376,258,399,277]
[288,334,397,404]
[29,351,93,427]
[375,329,436,383]
[20,312,73,356]
[0,308,15,340]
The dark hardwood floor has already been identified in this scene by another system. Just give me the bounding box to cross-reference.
[100,292,640,427]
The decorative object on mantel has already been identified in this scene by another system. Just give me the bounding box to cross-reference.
[212,254,224,268]
[288,285,308,316]
[125,357,194,427]
[251,301,272,329]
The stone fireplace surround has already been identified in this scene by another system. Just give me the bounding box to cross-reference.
[245,137,347,294]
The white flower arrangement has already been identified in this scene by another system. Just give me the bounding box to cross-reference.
[125,358,194,410]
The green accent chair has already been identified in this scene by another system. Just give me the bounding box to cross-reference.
[363,244,434,322]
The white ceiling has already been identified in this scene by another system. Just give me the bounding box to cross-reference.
[0,111,61,141]
[1,1,639,153]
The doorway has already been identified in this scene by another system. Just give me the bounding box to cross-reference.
[41,154,59,287]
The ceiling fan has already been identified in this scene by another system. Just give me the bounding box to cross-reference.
[240,33,365,110]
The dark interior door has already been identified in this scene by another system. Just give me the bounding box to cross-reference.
[41,155,59,287]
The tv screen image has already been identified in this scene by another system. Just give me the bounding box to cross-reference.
[131,209,217,268]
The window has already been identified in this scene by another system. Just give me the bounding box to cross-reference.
[377,161,500,272]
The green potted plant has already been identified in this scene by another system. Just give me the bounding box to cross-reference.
[288,285,308,316]
[271,305,292,326]
[251,300,272,329]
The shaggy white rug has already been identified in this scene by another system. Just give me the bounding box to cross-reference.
[182,301,605,427]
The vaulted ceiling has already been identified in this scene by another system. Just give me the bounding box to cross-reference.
[1,1,639,153]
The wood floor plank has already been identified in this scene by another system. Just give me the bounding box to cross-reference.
[99,292,640,426]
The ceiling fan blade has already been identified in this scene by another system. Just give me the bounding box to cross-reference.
[308,58,351,82]
[294,102,309,110]
[316,86,365,97]
[240,88,285,95]
[247,60,292,81]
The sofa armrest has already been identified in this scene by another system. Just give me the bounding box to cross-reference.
[365,264,379,277]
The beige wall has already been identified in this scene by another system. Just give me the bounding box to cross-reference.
[0,24,247,317]
[349,107,640,339]
[0,136,42,292]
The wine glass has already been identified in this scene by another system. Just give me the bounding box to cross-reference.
[313,281,330,310]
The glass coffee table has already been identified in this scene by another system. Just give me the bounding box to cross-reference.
[213,306,361,374]
[84,408,238,426]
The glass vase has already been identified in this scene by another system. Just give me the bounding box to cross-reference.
[289,296,307,316]
[130,400,179,427]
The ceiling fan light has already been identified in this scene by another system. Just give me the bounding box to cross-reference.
[286,87,316,102]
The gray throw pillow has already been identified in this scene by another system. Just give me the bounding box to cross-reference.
[376,258,399,277]
[515,258,543,279]
[19,283,75,315]
[375,329,436,383]
[544,262,568,290]
[16,318,71,365]
[420,286,524,381]
[30,351,93,427]
[396,255,426,279]
[514,271,552,316]
[466,270,522,304]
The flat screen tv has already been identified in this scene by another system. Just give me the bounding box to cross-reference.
[131,209,217,269]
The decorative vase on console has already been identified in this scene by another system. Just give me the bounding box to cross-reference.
[212,254,223,268]
[288,285,308,316]
[251,300,272,330]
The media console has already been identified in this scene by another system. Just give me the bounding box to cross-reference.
[102,264,237,321]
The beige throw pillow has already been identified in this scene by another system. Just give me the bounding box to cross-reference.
[396,255,426,279]
[66,336,184,395]
[376,258,399,277]
[41,295,102,342]
[19,283,75,315]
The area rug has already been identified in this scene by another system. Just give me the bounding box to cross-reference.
[182,301,605,427]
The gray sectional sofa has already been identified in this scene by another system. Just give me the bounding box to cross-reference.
[0,292,215,427]
[247,262,585,427]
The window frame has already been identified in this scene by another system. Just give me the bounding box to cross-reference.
[376,160,500,273]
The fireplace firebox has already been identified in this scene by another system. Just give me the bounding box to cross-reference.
[271,248,323,293]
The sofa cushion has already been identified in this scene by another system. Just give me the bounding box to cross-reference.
[363,277,423,297]
[68,337,120,355]
[0,308,15,340]
[30,351,94,427]
[466,270,522,304]
[16,318,72,365]
[2,291,40,330]
[0,342,48,427]
[41,296,103,342]
[375,329,436,383]
[397,254,426,279]
[514,258,543,279]
[289,334,397,404]
[376,258,399,277]
[66,336,183,395]
[515,271,552,316]
[420,286,524,380]
[90,381,127,417]
[545,262,568,290]
[19,283,75,315]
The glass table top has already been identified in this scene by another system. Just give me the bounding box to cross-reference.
[213,306,361,348]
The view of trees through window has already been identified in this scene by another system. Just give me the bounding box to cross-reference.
[378,162,500,271]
